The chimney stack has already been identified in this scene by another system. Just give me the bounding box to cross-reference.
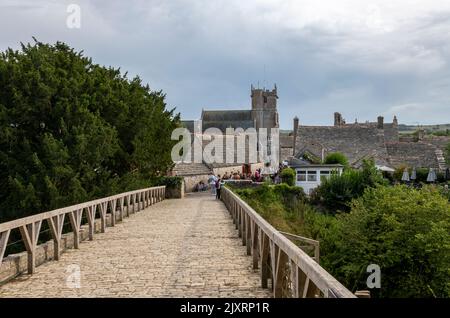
[393,115,398,127]
[377,116,384,129]
[334,112,343,126]
[293,116,299,156]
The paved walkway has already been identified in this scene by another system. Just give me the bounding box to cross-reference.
[0,193,270,298]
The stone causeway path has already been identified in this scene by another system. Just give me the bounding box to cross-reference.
[0,193,271,298]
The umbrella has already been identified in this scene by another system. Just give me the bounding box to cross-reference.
[410,168,417,181]
[376,165,395,172]
[446,168,450,181]
[426,168,436,183]
[401,168,410,182]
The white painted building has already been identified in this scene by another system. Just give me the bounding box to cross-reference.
[290,162,344,195]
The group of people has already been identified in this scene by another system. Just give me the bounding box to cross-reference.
[219,168,266,182]
[196,166,285,198]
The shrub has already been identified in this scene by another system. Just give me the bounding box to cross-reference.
[234,184,308,233]
[155,176,183,189]
[313,159,387,213]
[323,185,450,298]
[324,152,349,167]
[280,167,296,186]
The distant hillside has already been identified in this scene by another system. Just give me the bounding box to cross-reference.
[398,123,450,135]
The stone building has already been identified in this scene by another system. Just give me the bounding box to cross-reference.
[281,112,449,171]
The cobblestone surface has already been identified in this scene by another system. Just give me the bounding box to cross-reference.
[0,193,271,298]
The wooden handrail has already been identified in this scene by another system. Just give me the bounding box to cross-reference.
[279,231,320,263]
[221,186,355,298]
[0,186,166,274]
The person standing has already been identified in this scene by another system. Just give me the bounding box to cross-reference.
[209,174,217,196]
[215,176,222,200]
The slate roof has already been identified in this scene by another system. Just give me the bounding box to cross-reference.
[201,110,255,132]
[294,125,391,167]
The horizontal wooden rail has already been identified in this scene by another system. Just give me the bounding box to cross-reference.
[221,186,355,298]
[0,186,166,274]
[279,231,320,263]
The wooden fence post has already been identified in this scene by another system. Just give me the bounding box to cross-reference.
[68,209,83,249]
[19,221,42,274]
[47,214,65,260]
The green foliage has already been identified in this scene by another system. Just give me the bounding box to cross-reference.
[155,176,183,189]
[234,184,308,234]
[431,129,450,136]
[280,167,296,186]
[323,152,349,167]
[0,40,180,222]
[324,185,450,298]
[301,151,321,164]
[312,159,387,213]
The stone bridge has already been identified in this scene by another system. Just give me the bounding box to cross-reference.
[0,186,354,298]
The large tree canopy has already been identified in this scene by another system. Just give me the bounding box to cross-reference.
[0,40,179,222]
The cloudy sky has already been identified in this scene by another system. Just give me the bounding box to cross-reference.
[1,0,450,128]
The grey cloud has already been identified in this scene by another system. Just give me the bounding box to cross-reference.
[1,0,450,127]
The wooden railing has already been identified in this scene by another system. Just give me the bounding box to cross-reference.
[221,187,355,298]
[279,231,320,263]
[0,186,166,274]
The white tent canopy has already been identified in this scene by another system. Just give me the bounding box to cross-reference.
[375,165,395,172]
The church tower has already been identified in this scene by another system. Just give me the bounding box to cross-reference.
[251,84,279,131]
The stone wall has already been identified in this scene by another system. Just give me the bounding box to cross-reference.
[165,182,185,199]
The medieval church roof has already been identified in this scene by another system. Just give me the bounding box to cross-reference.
[201,109,255,132]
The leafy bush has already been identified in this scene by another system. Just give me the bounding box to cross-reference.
[234,184,308,233]
[0,40,180,222]
[155,176,183,189]
[280,167,296,186]
[312,159,387,213]
[323,152,349,167]
[323,185,450,298]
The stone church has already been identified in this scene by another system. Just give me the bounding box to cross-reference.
[174,85,281,191]
[182,84,280,133]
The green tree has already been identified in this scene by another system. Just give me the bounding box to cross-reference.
[280,167,296,186]
[323,152,349,167]
[313,159,387,213]
[0,40,179,222]
[323,185,450,298]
